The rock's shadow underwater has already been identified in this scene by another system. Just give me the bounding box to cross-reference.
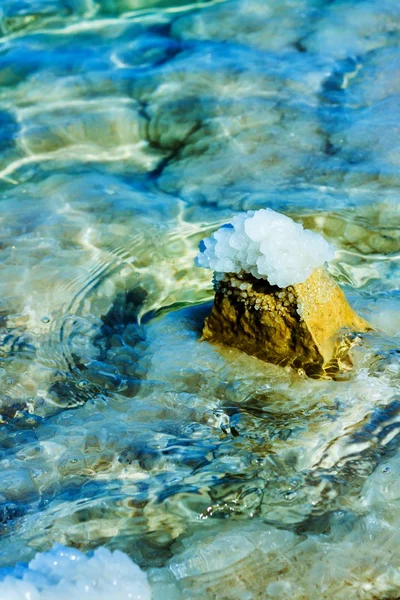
[0,0,399,597]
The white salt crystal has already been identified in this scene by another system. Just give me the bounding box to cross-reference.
[0,544,151,600]
[195,208,334,288]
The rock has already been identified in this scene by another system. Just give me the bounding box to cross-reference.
[202,267,371,377]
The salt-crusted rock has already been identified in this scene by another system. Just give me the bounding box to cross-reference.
[202,267,370,376]
[196,207,372,377]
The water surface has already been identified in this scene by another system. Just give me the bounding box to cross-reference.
[0,0,399,598]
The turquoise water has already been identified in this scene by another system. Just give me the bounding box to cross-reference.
[0,0,399,597]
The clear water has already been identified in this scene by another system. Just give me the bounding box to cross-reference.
[0,0,399,598]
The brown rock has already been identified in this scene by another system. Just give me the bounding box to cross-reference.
[202,267,371,377]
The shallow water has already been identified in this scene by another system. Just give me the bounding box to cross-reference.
[0,0,399,598]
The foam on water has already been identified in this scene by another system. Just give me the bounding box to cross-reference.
[195,208,334,287]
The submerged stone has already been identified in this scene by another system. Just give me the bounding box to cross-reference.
[202,267,371,377]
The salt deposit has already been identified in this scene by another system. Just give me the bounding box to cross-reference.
[195,209,334,288]
[0,544,151,600]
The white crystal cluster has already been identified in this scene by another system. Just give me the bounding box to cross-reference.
[0,544,151,600]
[195,208,334,288]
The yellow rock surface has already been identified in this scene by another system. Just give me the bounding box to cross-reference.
[202,267,371,377]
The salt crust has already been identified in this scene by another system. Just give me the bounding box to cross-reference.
[0,544,151,600]
[195,209,334,288]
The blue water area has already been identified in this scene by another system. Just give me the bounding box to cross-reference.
[0,0,399,598]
